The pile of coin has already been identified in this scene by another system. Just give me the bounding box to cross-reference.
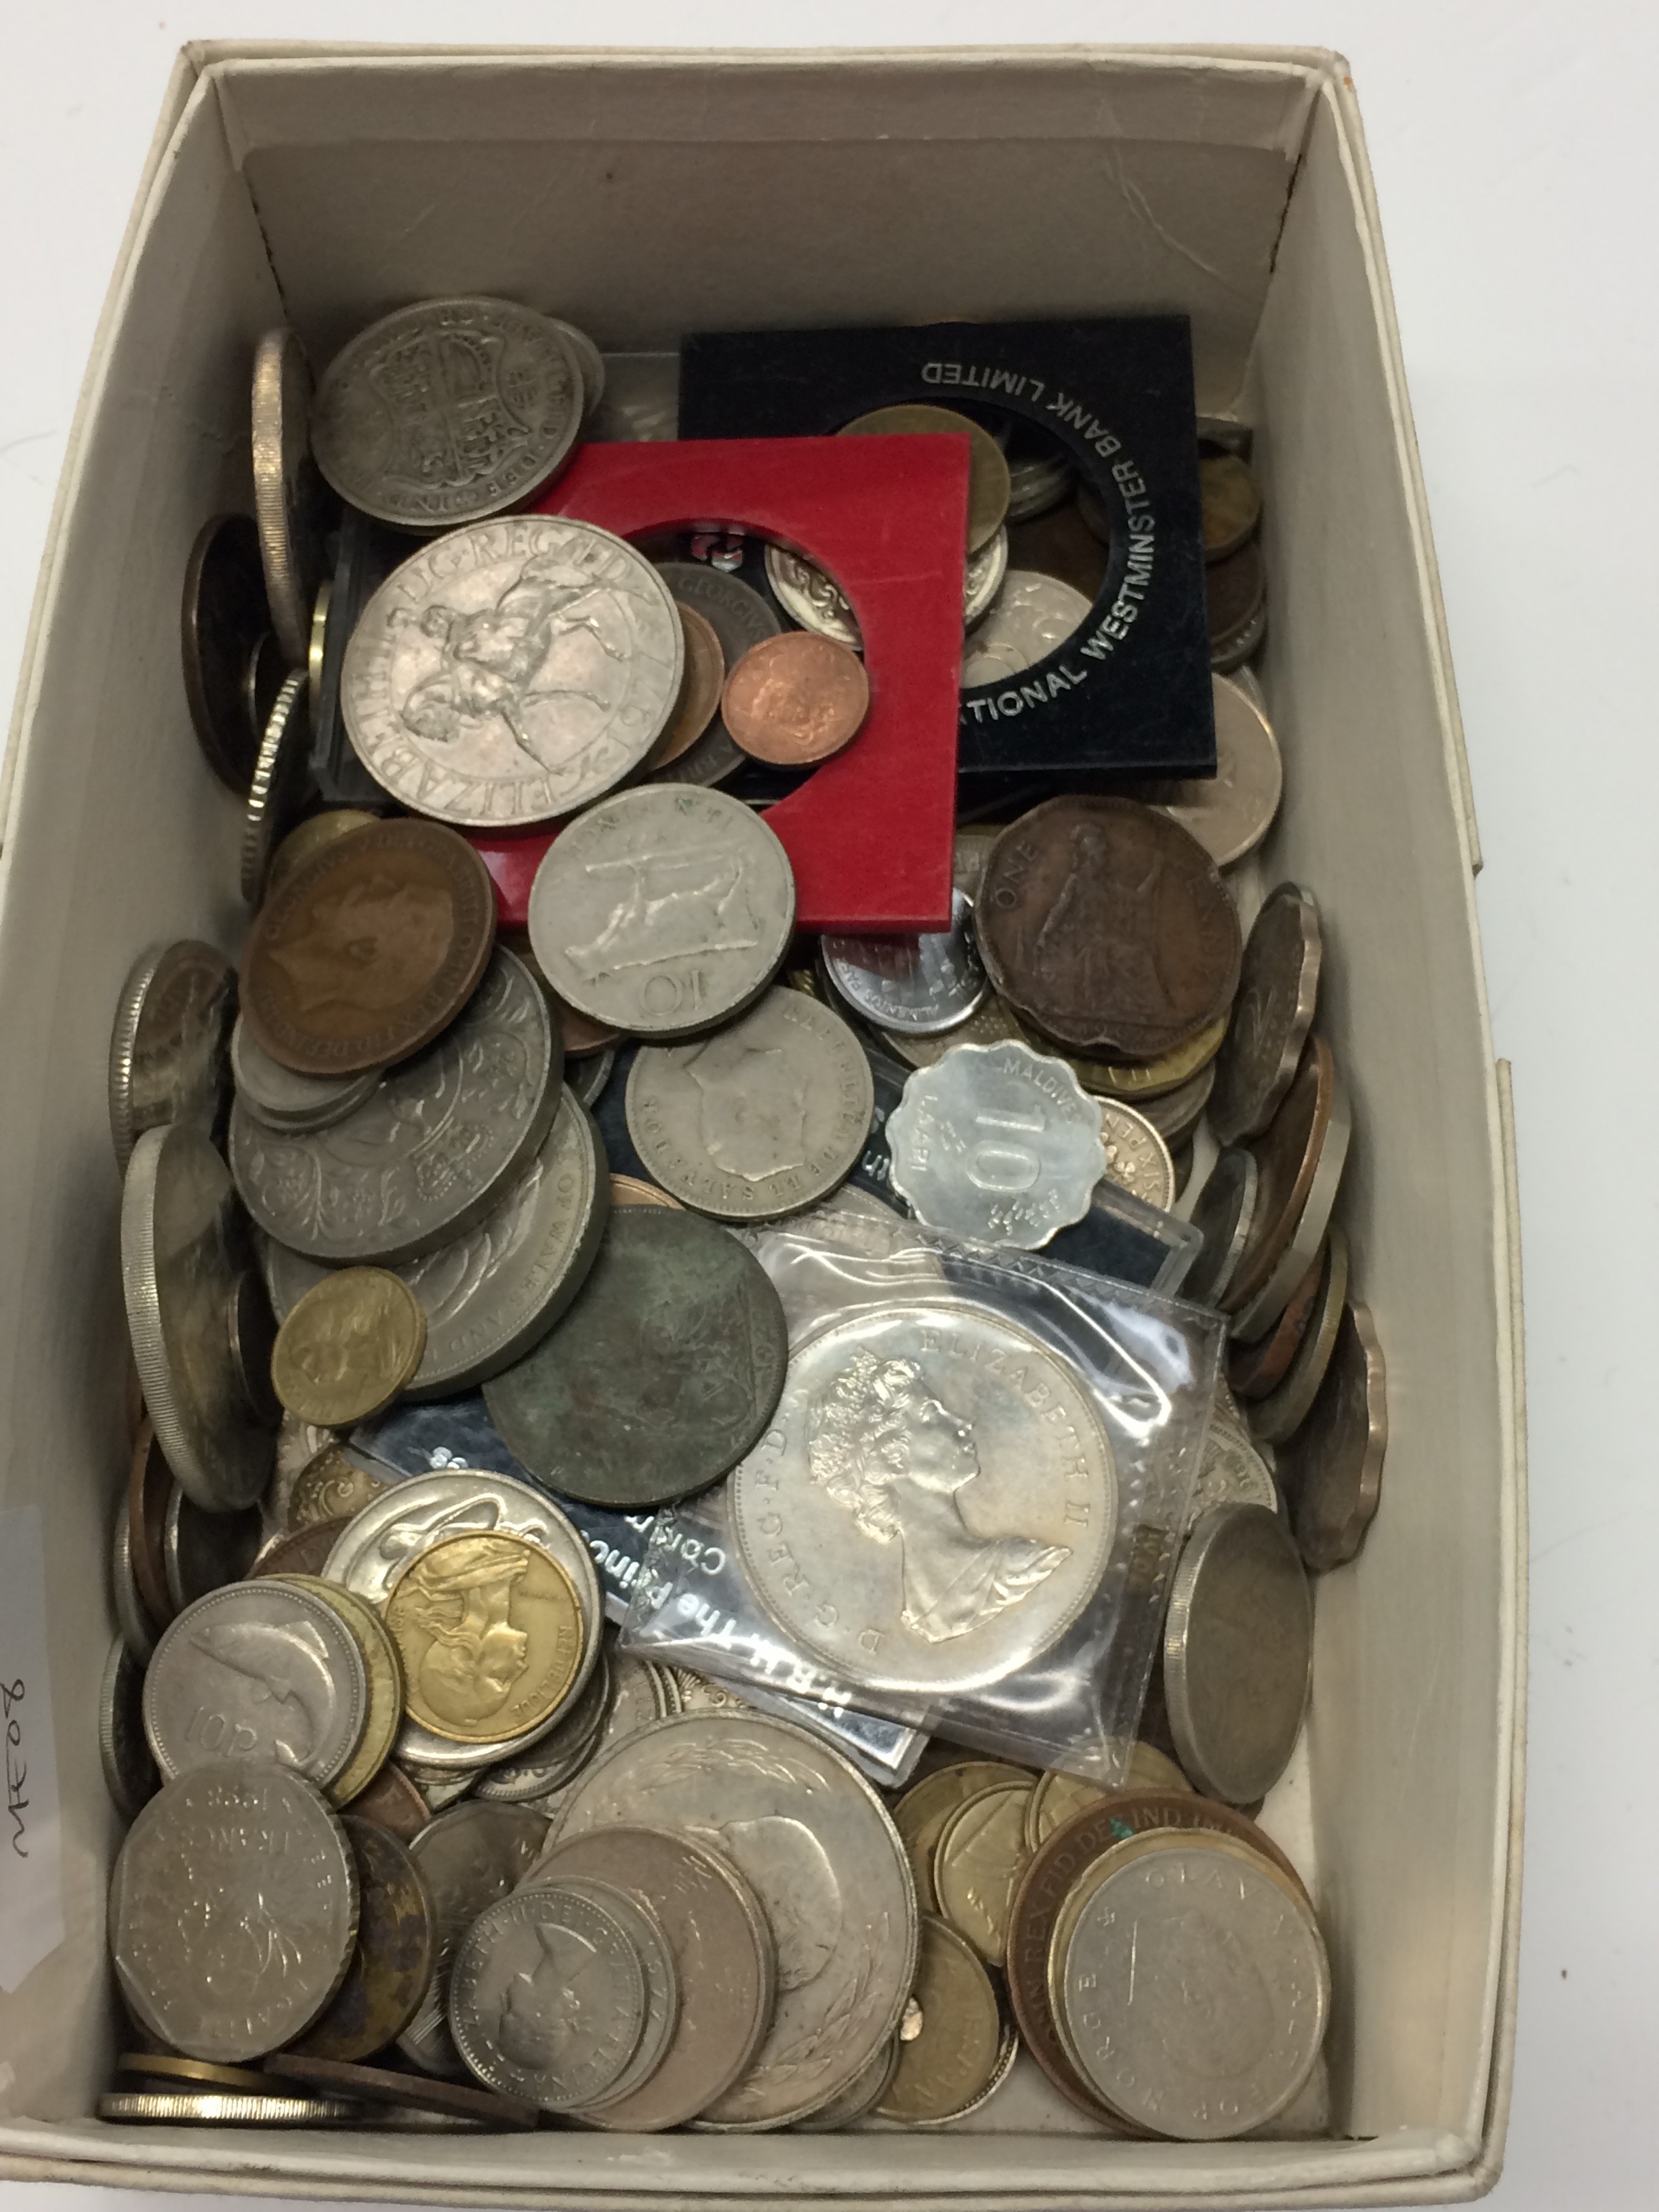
[95,295,1391,2141]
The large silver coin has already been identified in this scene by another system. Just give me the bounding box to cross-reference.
[733,1300,1116,1696]
[527,786,794,1038]
[401,1802,550,2078]
[343,517,682,825]
[447,1883,646,2110]
[109,1763,359,2063]
[552,1713,917,2131]
[230,948,558,1267]
[1163,1503,1312,1804]
[960,571,1093,687]
[885,1040,1106,1250]
[625,988,872,1219]
[1153,674,1284,869]
[1058,1830,1329,2137]
[122,1123,278,1512]
[312,298,584,529]
[764,531,1008,649]
[108,941,236,1171]
[262,1089,608,1398]
[231,1015,380,1134]
[142,1581,369,1791]
[822,891,988,1037]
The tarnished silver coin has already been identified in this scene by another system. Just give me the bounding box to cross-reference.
[108,941,236,1172]
[545,316,605,422]
[529,786,794,1038]
[822,892,988,1036]
[1183,1147,1260,1307]
[312,298,584,529]
[626,988,872,1219]
[111,1502,157,1662]
[122,1122,278,1511]
[251,327,323,668]
[764,531,1008,649]
[542,1875,680,2116]
[230,948,558,1267]
[449,1882,647,2111]
[143,1580,367,1790]
[262,1088,607,1398]
[569,1045,613,1111]
[399,1802,551,2078]
[1163,1504,1312,1805]
[163,1487,264,1613]
[552,1713,918,2132]
[960,571,1093,687]
[1187,1401,1280,1530]
[242,671,314,905]
[1099,1099,1176,1212]
[733,1298,1116,1696]
[100,1639,159,1819]
[109,1762,360,2062]
[231,1015,381,1134]
[473,1645,613,1804]
[1208,885,1322,1146]
[1278,1300,1388,1573]
[649,563,780,790]
[886,1040,1106,1250]
[1151,675,1284,868]
[344,516,682,825]
[519,1650,677,1821]
[1005,450,1075,523]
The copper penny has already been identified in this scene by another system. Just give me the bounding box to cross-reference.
[645,602,726,769]
[348,1763,434,1845]
[289,1817,436,2062]
[1278,1299,1388,1572]
[1229,1237,1328,1401]
[263,2051,537,2130]
[978,797,1242,1059]
[126,1420,176,1631]
[722,632,870,765]
[1208,884,1322,1145]
[250,1516,355,1581]
[1225,1036,1346,1317]
[242,819,497,1077]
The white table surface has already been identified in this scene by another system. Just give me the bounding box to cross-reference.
[1,3,1651,2207]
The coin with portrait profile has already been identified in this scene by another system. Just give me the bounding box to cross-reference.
[722,631,869,764]
[385,1531,585,1747]
[271,1267,428,1426]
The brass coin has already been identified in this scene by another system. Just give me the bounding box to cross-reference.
[242,819,497,1078]
[271,1268,428,1426]
[385,1532,585,1746]
[1035,1014,1229,1105]
[610,1174,682,1210]
[840,403,1011,552]
[125,1420,176,1630]
[875,1916,1004,2126]
[722,632,870,765]
[1200,453,1262,562]
[646,601,726,768]
[892,1761,1032,1913]
[287,1441,390,1532]
[251,1517,354,1582]
[933,1780,1035,1966]
[288,1816,436,2062]
[1247,1227,1351,1437]
[1278,1300,1388,1572]
[115,2053,283,2093]
[266,808,381,900]
[1023,1748,1193,1854]
[275,1575,405,1807]
[347,1761,434,1844]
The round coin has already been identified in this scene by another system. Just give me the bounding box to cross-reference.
[271,1267,428,1425]
[933,1781,1033,1966]
[1184,1147,1260,1307]
[1225,1036,1350,1322]
[722,632,869,764]
[1043,1013,1229,1106]
[840,404,1010,551]
[611,1172,680,1208]
[180,513,272,794]
[288,1816,436,2061]
[348,1762,435,1845]
[1230,1236,1332,1405]
[97,2090,361,2125]
[473,1644,611,1803]
[1208,885,1323,1145]
[398,1801,551,2076]
[165,1486,264,1612]
[540,1875,680,2117]
[268,808,383,901]
[822,891,988,1036]
[527,785,794,1037]
[285,1443,390,1531]
[1187,1404,1280,1528]
[1163,1504,1313,1803]
[732,1298,1116,1696]
[100,1639,159,1820]
[876,1914,1005,2125]
[115,2053,285,2093]
[646,600,726,767]
[263,2051,537,2129]
[251,327,323,668]
[1099,1099,1176,1211]
[232,1018,382,1134]
[344,516,682,824]
[1278,1301,1387,1572]
[386,1532,585,1746]
[251,1517,355,1583]
[108,941,236,1173]
[1248,1227,1351,1442]
[126,1420,176,1629]
[1207,537,1267,662]
[241,672,314,906]
[960,571,1093,688]
[625,987,873,1218]
[1200,453,1262,562]
[273,1575,406,1807]
[892,1761,1033,1914]
[109,1763,359,2061]
[483,1207,789,1510]
[978,797,1242,1061]
[1152,675,1283,868]
[764,532,1008,651]
[886,1039,1106,1249]
[650,560,779,786]
[312,298,583,528]
[792,2037,899,2130]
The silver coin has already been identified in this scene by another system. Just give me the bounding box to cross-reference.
[474,1645,612,1803]
[649,564,781,787]
[400,1802,551,2078]
[732,1298,1116,1697]
[251,327,321,668]
[569,1046,613,1110]
[543,1875,680,2115]
[1184,1147,1260,1307]
[589,352,678,443]
[163,1486,262,1612]
[626,988,872,1219]
[886,1040,1106,1250]
[231,1015,381,1134]
[1059,1830,1329,2137]
[1163,1503,1312,1804]
[143,1581,368,1791]
[519,1650,678,1822]
[1208,885,1324,1147]
[100,1639,159,1819]
[960,571,1092,687]
[1186,1401,1279,1530]
[343,516,683,826]
[1099,1099,1176,1212]
[312,298,584,529]
[551,1712,918,2131]
[791,2036,899,2130]
[96,2090,361,2125]
[262,1088,607,1398]
[1004,451,1075,523]
[529,786,794,1039]
[763,531,1009,649]
[111,1501,157,1662]
[122,1122,277,1511]
[109,1762,359,2062]
[241,671,314,905]
[448,1883,647,2110]
[962,529,1011,629]
[1152,675,1284,869]
[108,940,236,1172]
[823,892,988,1037]
[230,948,559,1267]
[545,316,605,422]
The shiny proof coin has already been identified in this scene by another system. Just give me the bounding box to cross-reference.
[822,890,988,1036]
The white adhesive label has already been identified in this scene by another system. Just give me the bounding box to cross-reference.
[0,1507,64,1991]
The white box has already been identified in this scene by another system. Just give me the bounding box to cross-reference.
[0,40,1525,2207]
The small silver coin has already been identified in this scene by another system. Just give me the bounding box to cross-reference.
[448,1883,647,2111]
[312,298,584,529]
[1163,1503,1313,1804]
[108,941,236,1172]
[100,1639,159,1819]
[626,987,873,1220]
[96,2090,361,2125]
[763,533,1008,649]
[529,786,794,1039]
[1150,675,1284,869]
[398,1802,551,2078]
[109,1762,359,2062]
[143,1580,369,1790]
[1183,1147,1260,1307]
[241,671,314,905]
[960,571,1092,687]
[822,891,988,1036]
[1099,1099,1176,1212]
[112,1501,157,1662]
[1186,1400,1280,1530]
[230,948,559,1267]
[231,1015,381,1134]
[543,1875,680,2116]
[1208,886,1324,1147]
[885,1040,1106,1250]
[344,516,682,825]
[251,327,323,668]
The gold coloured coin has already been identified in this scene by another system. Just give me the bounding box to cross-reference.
[274,1575,403,1806]
[876,1916,1006,2125]
[933,1780,1035,1965]
[1023,1748,1193,1855]
[840,404,1011,552]
[385,1532,584,1746]
[1024,1013,1229,1103]
[893,1761,1031,1912]
[116,2053,281,2093]
[266,808,380,900]
[610,1174,682,1210]
[271,1269,428,1427]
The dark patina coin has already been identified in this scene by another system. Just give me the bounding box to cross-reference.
[483,1208,789,1509]
[1206,537,1266,657]
[346,1762,433,1845]
[289,1816,436,2062]
[976,796,1242,1060]
[249,1516,355,1582]
[180,513,273,795]
[1277,1300,1388,1572]
[264,2051,537,2130]
[1225,1036,1348,1318]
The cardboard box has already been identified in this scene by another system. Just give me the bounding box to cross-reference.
[0,41,1525,2207]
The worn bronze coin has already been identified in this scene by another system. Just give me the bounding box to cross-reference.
[1206,537,1266,657]
[266,808,382,900]
[1209,885,1322,1145]
[893,1761,1033,1913]
[1230,1238,1329,1402]
[1200,454,1262,563]
[386,1532,584,1746]
[979,797,1242,1059]
[646,601,726,768]
[251,1517,355,1581]
[348,1762,434,1844]
[271,1269,428,1425]
[126,1420,176,1631]
[288,1816,436,2062]
[263,2051,537,2130]
[722,632,870,765]
[242,819,497,1078]
[180,513,272,794]
[1278,1300,1388,1572]
[1225,1036,1346,1316]
[840,403,1010,551]
[875,1916,1005,2126]
[1246,1227,1351,1436]
[115,2053,285,2094]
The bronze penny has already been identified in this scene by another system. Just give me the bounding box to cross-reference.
[180,513,272,795]
[242,819,497,1077]
[979,797,1242,1060]
[1225,1036,1343,1316]
[840,403,1011,552]
[262,2051,537,2129]
[1206,537,1266,655]
[646,602,726,769]
[1200,454,1262,562]
[1229,1237,1328,1401]
[250,1516,355,1580]
[722,631,870,765]
[126,1420,176,1631]
[289,1817,436,2062]
[1208,884,1322,1145]
[348,1762,434,1845]
[1279,1300,1388,1572]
